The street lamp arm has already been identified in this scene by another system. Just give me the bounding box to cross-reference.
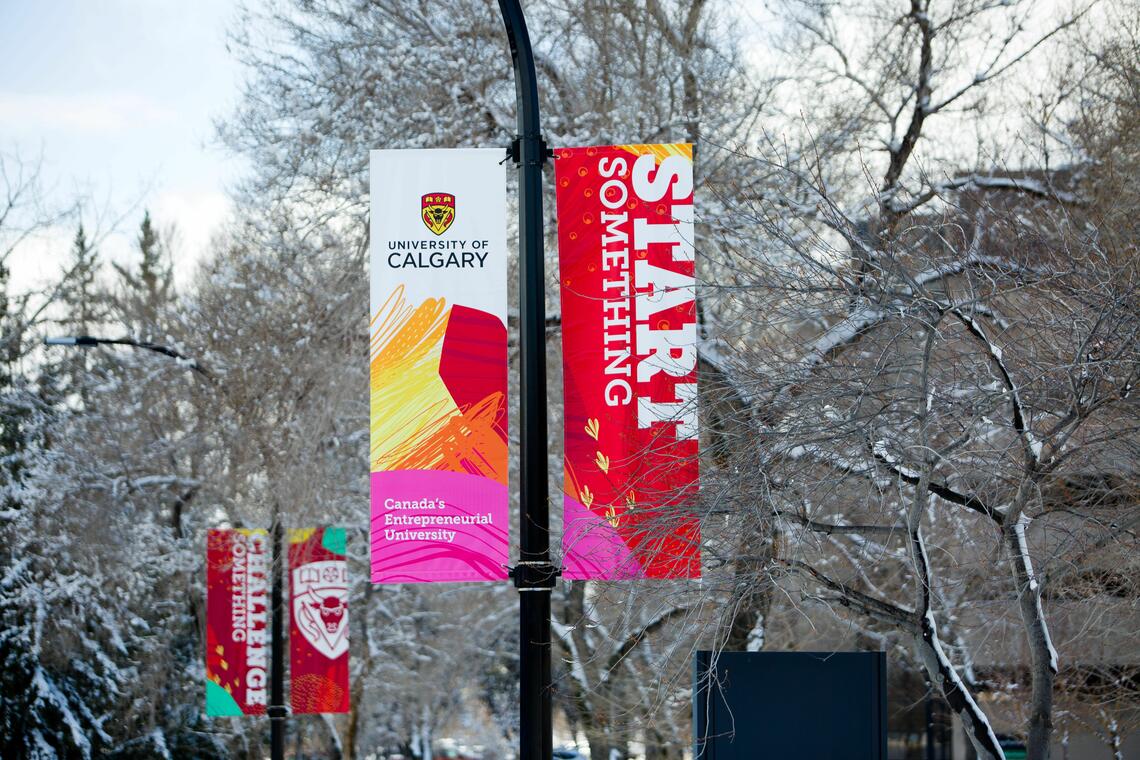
[42,335,210,379]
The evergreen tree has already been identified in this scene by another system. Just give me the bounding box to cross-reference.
[66,223,101,334]
[46,223,108,407]
[0,255,27,513]
[113,211,173,336]
[0,156,223,759]
[0,218,117,758]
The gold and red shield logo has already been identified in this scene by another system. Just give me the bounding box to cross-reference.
[421,193,455,235]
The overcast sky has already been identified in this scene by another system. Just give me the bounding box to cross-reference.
[0,0,244,290]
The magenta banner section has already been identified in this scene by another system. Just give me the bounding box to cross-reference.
[562,495,643,581]
[370,470,509,583]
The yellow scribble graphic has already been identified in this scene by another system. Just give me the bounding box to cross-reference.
[370,285,453,468]
[370,285,507,484]
[616,143,692,164]
[388,392,507,480]
[288,528,316,544]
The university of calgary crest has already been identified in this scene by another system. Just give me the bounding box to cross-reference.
[291,560,349,659]
[421,192,456,235]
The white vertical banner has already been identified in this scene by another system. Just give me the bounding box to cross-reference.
[368,149,510,583]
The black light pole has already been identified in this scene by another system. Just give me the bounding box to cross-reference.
[269,519,286,760]
[496,2,557,760]
[44,334,286,760]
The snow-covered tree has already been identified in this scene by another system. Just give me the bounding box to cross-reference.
[213,1,761,754]
[693,3,1139,759]
[3,1,1136,757]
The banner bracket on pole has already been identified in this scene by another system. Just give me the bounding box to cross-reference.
[507,137,554,166]
[509,561,560,590]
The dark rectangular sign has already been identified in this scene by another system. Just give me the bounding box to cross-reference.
[693,651,887,759]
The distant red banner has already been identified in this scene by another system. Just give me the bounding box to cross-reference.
[555,144,700,580]
[206,529,270,716]
[289,527,350,713]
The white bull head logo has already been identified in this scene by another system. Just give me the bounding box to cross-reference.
[311,594,346,634]
[292,560,349,659]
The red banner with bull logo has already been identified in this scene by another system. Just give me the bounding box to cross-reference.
[205,528,270,716]
[289,526,350,713]
[554,144,701,580]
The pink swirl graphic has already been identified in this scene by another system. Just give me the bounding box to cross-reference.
[371,470,509,583]
[561,495,646,580]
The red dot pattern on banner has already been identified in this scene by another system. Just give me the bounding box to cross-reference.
[553,144,700,581]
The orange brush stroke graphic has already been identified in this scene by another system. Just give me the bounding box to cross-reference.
[615,143,692,163]
[391,392,507,483]
[370,286,507,485]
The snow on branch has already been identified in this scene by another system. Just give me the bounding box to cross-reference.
[777,510,905,538]
[888,173,1083,214]
[869,439,1002,524]
[782,442,881,482]
[32,668,93,755]
[908,526,1004,760]
[699,337,754,406]
[801,305,884,368]
[1012,514,1059,674]
[781,558,916,629]
[124,475,202,491]
[791,249,1045,383]
[950,308,1042,467]
[964,175,1081,204]
[919,609,1004,759]
[551,618,592,694]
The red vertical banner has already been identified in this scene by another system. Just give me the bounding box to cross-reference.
[289,527,350,713]
[205,529,270,716]
[555,144,701,580]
